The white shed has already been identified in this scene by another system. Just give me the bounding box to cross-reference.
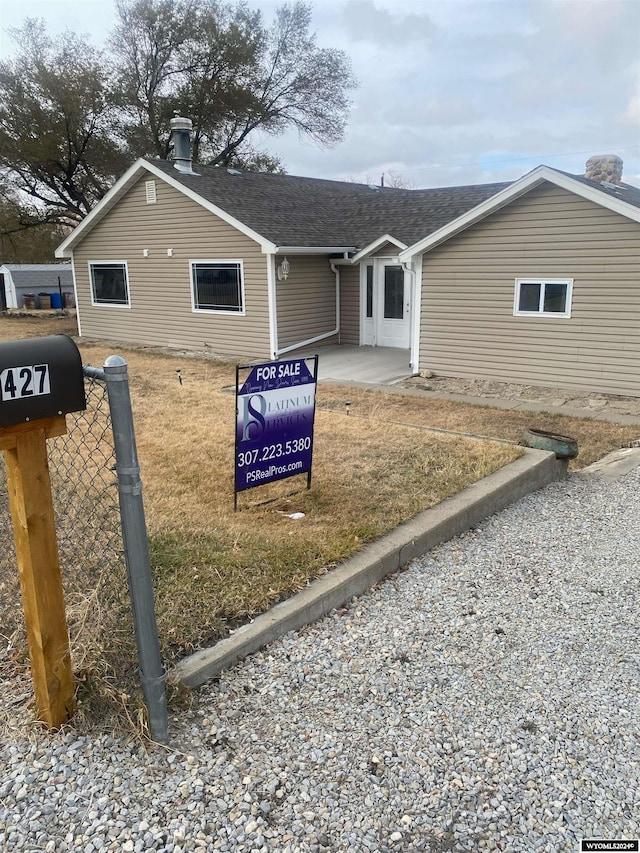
[0,263,74,309]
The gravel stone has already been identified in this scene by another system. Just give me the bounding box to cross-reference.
[1,472,640,851]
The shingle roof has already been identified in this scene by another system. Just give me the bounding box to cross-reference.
[1,264,71,272]
[147,158,510,250]
[553,169,640,210]
[0,263,72,288]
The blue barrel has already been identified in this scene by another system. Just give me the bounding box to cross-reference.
[50,293,63,309]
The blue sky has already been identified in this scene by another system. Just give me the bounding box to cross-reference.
[1,0,638,187]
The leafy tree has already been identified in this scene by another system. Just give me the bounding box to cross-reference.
[0,185,65,262]
[111,0,356,166]
[0,20,127,227]
[0,2,356,232]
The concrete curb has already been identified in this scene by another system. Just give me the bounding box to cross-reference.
[169,448,567,689]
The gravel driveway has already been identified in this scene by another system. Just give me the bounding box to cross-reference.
[1,469,639,852]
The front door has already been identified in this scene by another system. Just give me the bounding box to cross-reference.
[361,260,410,348]
[378,263,410,348]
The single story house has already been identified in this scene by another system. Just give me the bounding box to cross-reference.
[55,119,640,395]
[0,263,74,310]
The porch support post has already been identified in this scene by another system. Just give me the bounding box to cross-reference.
[266,254,278,360]
[403,257,422,374]
[329,261,341,345]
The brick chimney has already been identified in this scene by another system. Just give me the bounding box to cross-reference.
[584,154,623,185]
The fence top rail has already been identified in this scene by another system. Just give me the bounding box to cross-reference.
[83,365,106,382]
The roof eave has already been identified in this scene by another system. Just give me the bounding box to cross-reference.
[56,159,150,257]
[352,234,408,263]
[56,158,278,257]
[272,246,356,255]
[400,165,640,262]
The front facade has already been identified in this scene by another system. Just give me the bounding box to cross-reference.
[70,174,271,358]
[57,141,640,395]
[61,162,351,362]
[413,183,640,396]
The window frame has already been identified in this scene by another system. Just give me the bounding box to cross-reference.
[190,259,246,315]
[513,278,573,319]
[365,263,374,319]
[88,261,131,308]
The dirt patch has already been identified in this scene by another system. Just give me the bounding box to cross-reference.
[402,374,640,418]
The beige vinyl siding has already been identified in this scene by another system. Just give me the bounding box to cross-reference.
[339,264,360,344]
[371,243,402,258]
[275,255,338,350]
[419,183,640,396]
[73,175,271,358]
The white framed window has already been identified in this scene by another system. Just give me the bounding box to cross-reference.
[365,264,373,319]
[190,260,245,314]
[89,261,130,307]
[514,278,573,318]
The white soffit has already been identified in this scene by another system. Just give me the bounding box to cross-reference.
[273,246,356,255]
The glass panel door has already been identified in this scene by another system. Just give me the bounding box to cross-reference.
[384,266,404,319]
[377,262,410,348]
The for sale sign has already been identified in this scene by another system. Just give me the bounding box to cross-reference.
[235,357,318,499]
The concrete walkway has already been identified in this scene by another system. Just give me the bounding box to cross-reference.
[371,383,640,427]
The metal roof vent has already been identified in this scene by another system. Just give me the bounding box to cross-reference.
[170,116,195,174]
[368,184,380,191]
[227,168,242,176]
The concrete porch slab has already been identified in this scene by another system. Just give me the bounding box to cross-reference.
[287,345,412,385]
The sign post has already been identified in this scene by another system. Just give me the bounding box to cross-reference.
[0,335,86,728]
[235,356,318,507]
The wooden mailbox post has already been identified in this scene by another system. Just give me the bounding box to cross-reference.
[0,335,86,728]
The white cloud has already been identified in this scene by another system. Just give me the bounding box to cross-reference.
[342,0,438,45]
[1,0,639,187]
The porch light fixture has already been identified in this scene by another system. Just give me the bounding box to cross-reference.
[277,256,290,281]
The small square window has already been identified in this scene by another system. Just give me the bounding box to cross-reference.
[89,262,130,306]
[514,279,572,318]
[191,261,244,313]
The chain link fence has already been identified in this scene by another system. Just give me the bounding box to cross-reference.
[0,367,148,732]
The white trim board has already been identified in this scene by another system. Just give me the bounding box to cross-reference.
[400,166,640,262]
[352,234,408,263]
[56,159,278,258]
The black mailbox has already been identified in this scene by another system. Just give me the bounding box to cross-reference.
[0,335,86,428]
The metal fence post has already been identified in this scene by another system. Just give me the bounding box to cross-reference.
[102,355,169,744]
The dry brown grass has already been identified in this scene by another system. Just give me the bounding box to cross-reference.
[1,313,637,733]
[76,341,519,661]
[317,387,640,470]
[0,311,78,339]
